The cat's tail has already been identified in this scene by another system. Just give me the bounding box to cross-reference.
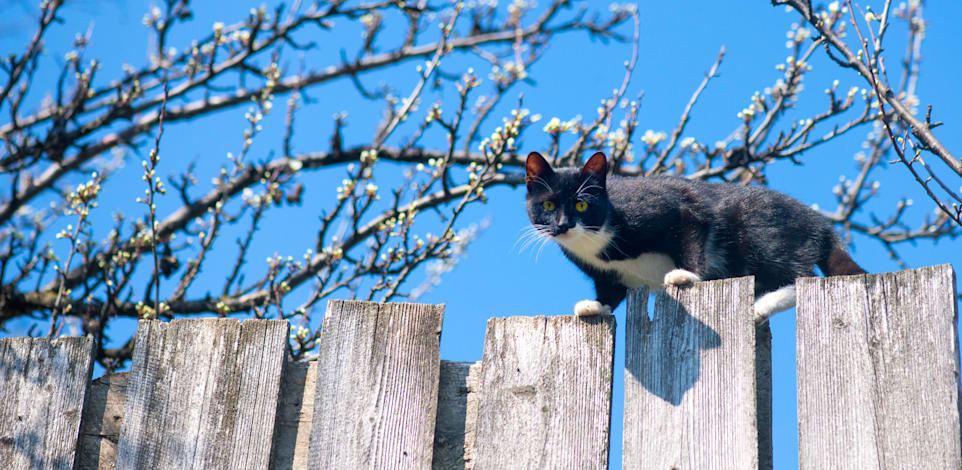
[818,239,867,276]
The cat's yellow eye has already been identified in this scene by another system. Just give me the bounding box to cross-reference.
[542,200,556,211]
[575,201,588,212]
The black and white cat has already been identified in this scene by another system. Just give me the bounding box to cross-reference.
[524,151,866,321]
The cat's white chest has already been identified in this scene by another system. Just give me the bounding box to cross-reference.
[555,225,675,288]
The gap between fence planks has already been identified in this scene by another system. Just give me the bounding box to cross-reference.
[471,315,616,470]
[307,300,444,469]
[797,264,961,469]
[115,318,288,470]
[0,336,94,470]
[623,277,772,470]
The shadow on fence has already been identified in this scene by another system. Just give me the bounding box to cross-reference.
[625,289,722,406]
[0,264,958,469]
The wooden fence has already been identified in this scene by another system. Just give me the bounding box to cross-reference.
[0,264,958,469]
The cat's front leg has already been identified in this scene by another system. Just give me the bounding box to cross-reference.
[574,277,625,316]
[574,300,610,316]
[665,218,708,287]
[663,269,701,286]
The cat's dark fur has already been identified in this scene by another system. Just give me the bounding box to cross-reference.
[524,151,866,320]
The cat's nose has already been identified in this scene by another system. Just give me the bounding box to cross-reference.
[553,218,575,236]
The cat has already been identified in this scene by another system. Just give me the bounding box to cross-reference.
[524,151,866,322]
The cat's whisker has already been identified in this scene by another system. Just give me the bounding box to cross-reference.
[574,173,603,194]
[580,229,604,248]
[575,183,603,199]
[578,227,626,260]
[596,230,629,258]
[514,226,539,247]
[517,231,546,253]
[535,235,554,261]
[610,245,629,259]
[588,228,621,254]
[530,176,552,193]
[575,176,592,196]
[536,238,551,261]
[516,236,536,253]
[518,235,542,251]
[515,224,552,255]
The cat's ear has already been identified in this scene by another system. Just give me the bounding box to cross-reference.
[526,152,553,191]
[581,152,608,186]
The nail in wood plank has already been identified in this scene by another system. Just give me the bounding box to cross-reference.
[623,277,767,469]
[471,315,615,470]
[116,318,288,469]
[797,264,961,469]
[307,300,444,469]
[0,336,94,470]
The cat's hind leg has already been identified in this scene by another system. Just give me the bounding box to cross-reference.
[753,284,796,323]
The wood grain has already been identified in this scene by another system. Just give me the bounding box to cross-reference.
[75,372,128,470]
[0,336,94,470]
[471,315,616,470]
[307,300,444,470]
[797,264,961,469]
[623,278,767,470]
[270,358,316,470]
[462,361,480,470]
[115,318,288,469]
[755,322,773,470]
[432,360,480,470]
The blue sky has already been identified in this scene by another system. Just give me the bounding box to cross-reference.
[2,1,960,468]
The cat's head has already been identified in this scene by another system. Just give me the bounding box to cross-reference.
[525,151,609,240]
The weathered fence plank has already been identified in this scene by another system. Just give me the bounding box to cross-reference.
[0,336,94,470]
[755,322,773,470]
[307,300,444,469]
[432,360,481,470]
[462,360,480,470]
[797,264,961,469]
[270,359,316,470]
[471,315,616,470]
[115,318,288,470]
[76,372,128,470]
[623,277,769,470]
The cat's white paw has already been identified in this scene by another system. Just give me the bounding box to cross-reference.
[753,285,796,323]
[574,299,611,317]
[663,269,701,286]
